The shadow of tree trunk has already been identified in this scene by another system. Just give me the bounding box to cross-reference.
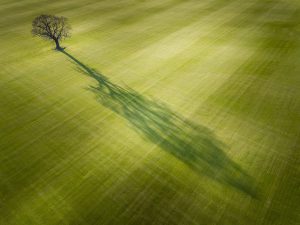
[60,50,259,198]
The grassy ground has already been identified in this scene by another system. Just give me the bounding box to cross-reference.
[0,0,300,224]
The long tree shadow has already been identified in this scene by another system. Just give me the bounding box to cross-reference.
[60,50,259,198]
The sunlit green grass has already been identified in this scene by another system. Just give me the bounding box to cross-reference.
[0,0,300,224]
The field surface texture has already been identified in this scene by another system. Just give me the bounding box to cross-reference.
[0,0,300,224]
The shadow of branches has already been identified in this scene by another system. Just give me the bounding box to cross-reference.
[60,50,259,198]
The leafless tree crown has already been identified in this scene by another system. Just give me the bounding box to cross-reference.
[32,14,71,41]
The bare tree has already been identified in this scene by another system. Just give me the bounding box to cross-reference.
[32,14,71,50]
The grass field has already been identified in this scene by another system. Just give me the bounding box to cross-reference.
[1,0,300,224]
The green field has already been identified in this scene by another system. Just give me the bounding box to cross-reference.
[1,0,300,224]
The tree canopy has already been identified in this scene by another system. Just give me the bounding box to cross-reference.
[32,14,71,50]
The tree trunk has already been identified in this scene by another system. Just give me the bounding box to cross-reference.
[54,39,61,50]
